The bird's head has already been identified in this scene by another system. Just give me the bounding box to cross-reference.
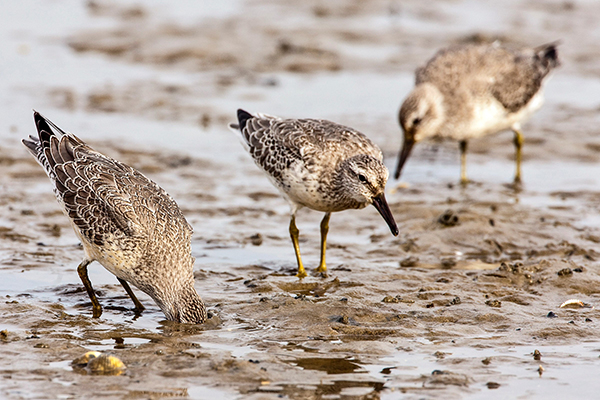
[395,83,445,179]
[339,155,399,236]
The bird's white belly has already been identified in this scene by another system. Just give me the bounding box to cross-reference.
[276,163,329,211]
[511,91,545,128]
[466,100,512,138]
[459,92,544,139]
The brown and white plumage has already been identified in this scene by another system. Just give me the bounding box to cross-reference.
[395,42,560,184]
[23,112,206,323]
[230,109,398,278]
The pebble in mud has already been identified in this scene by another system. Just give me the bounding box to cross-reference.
[485,300,502,308]
[537,365,544,377]
[440,257,457,268]
[400,238,418,252]
[446,296,461,306]
[557,268,573,276]
[400,256,419,267]
[249,233,263,246]
[427,370,470,386]
[498,261,523,274]
[438,209,460,227]
[382,295,415,305]
[382,295,401,303]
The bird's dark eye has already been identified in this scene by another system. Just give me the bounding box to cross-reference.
[412,117,422,126]
[358,174,367,183]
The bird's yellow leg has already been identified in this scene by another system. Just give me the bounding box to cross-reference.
[289,215,307,278]
[117,278,145,315]
[77,259,102,318]
[316,212,331,273]
[513,129,524,184]
[459,140,469,185]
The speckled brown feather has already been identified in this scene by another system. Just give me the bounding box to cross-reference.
[235,112,385,212]
[416,43,559,115]
[23,112,206,323]
[246,115,378,164]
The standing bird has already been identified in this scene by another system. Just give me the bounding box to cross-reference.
[23,112,206,323]
[230,109,399,278]
[395,42,559,184]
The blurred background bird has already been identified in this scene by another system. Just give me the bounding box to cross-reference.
[395,41,560,185]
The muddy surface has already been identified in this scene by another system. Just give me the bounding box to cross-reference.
[3,0,600,399]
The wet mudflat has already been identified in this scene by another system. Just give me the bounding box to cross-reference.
[2,0,600,399]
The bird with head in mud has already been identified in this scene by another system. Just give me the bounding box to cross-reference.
[23,112,207,323]
[230,109,399,278]
[395,41,560,185]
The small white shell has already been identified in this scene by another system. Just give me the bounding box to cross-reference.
[559,299,585,309]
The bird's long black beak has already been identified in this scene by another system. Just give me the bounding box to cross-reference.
[394,136,415,180]
[372,193,399,236]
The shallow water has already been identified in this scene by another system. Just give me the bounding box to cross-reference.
[2,0,600,399]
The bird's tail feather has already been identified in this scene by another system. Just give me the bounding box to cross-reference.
[534,41,560,71]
